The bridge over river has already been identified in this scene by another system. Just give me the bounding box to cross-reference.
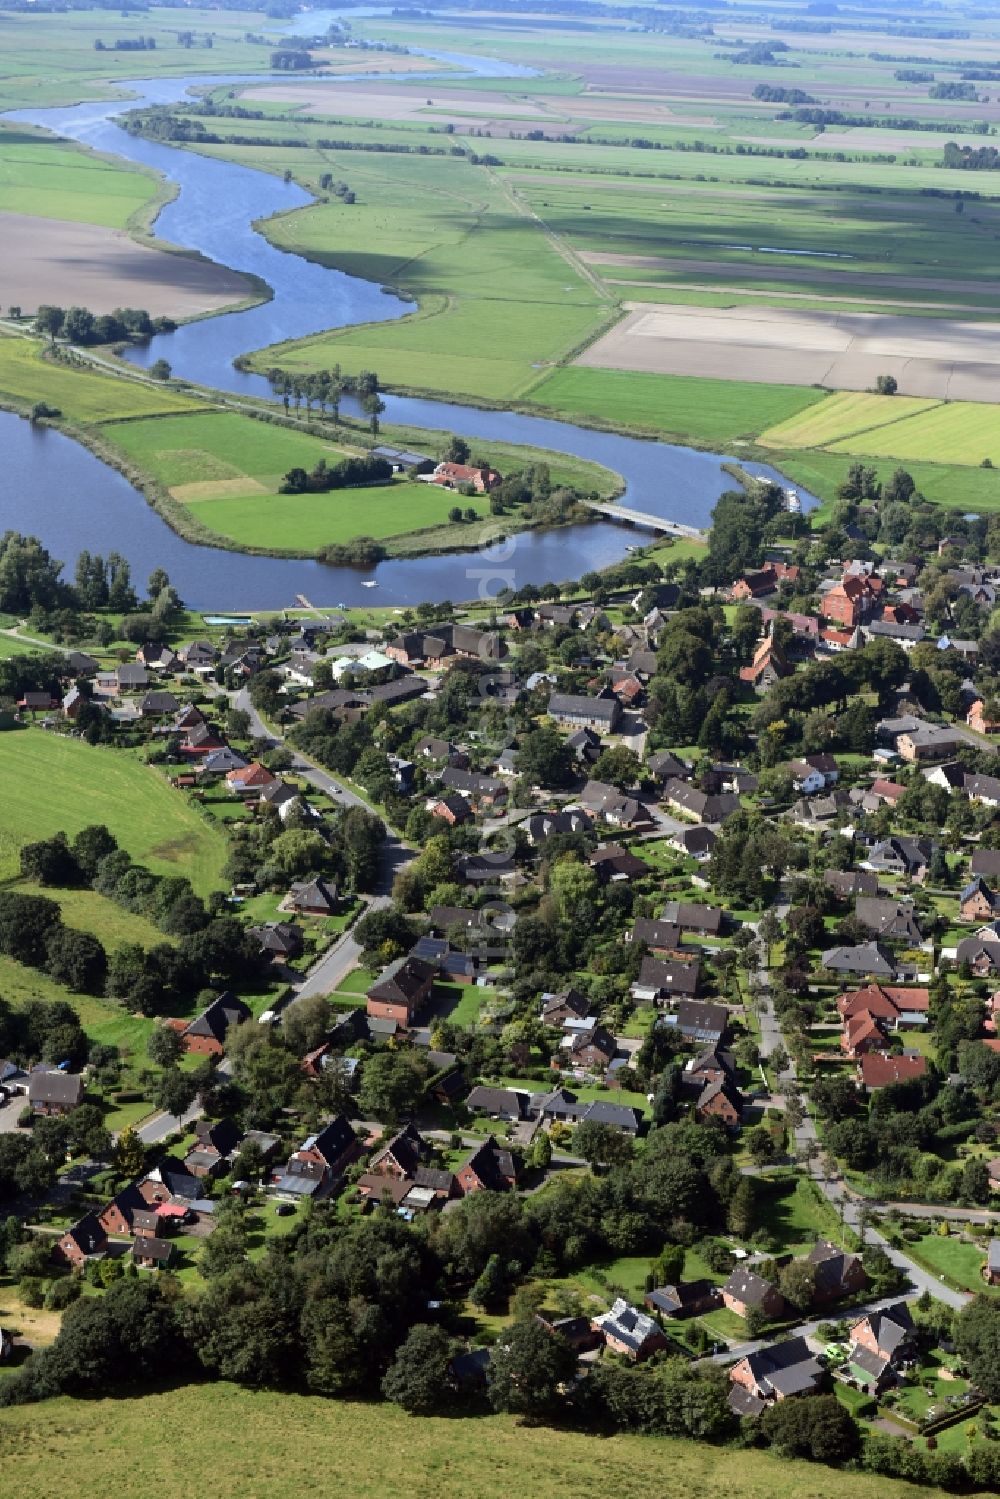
[582,501,706,542]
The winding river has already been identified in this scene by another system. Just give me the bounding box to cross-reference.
[2,34,817,610]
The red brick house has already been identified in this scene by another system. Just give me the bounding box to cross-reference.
[809,1241,868,1304]
[695,1077,744,1128]
[731,569,780,601]
[366,954,436,1028]
[429,461,502,494]
[180,992,251,1057]
[961,876,999,923]
[55,1213,107,1269]
[455,1136,517,1195]
[431,794,471,827]
[592,1298,670,1361]
[968,699,1000,736]
[98,1184,148,1237]
[721,1265,785,1320]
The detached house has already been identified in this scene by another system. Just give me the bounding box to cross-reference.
[592,1298,670,1362]
[271,1116,359,1199]
[181,992,251,1057]
[456,1136,517,1194]
[722,1266,785,1321]
[728,1337,823,1417]
[366,955,436,1028]
[28,1068,83,1116]
[55,1213,108,1269]
[960,877,1000,923]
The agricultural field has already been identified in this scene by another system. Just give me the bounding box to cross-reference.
[101,408,492,549]
[575,303,1000,402]
[0,1384,958,1499]
[0,335,203,424]
[0,127,155,227]
[527,366,823,444]
[0,7,282,112]
[758,392,943,450]
[0,730,229,897]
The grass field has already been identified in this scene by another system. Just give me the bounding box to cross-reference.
[758,392,943,451]
[773,449,1000,516]
[0,127,156,227]
[528,366,825,444]
[0,730,228,896]
[0,335,203,424]
[13,881,167,951]
[761,392,1000,470]
[0,1383,972,1499]
[102,409,490,548]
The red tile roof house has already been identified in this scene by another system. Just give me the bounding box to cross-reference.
[429,461,502,494]
[226,761,278,798]
[55,1213,108,1270]
[739,637,791,694]
[592,1298,671,1362]
[366,954,436,1029]
[455,1136,517,1195]
[858,1053,928,1091]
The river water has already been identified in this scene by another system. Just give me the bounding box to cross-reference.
[2,39,817,610]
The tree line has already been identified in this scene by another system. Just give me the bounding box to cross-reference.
[34,305,175,346]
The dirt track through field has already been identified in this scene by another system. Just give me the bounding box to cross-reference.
[580,251,1000,300]
[0,212,253,318]
[576,302,1000,401]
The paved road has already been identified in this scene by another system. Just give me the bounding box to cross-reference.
[137,1100,204,1145]
[234,686,414,1006]
[705,1290,925,1364]
[751,916,971,1311]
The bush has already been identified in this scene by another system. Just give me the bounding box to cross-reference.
[44,1277,81,1311]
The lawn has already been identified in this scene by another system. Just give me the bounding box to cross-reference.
[898,1231,993,1296]
[0,730,229,897]
[824,401,1000,469]
[0,127,155,227]
[755,1175,852,1255]
[0,1383,961,1499]
[102,408,499,548]
[529,367,825,445]
[0,334,203,424]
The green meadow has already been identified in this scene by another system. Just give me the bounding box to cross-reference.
[102,408,356,489]
[0,335,203,424]
[0,730,228,897]
[0,1384,966,1499]
[0,127,156,227]
[178,480,485,551]
[528,366,824,445]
